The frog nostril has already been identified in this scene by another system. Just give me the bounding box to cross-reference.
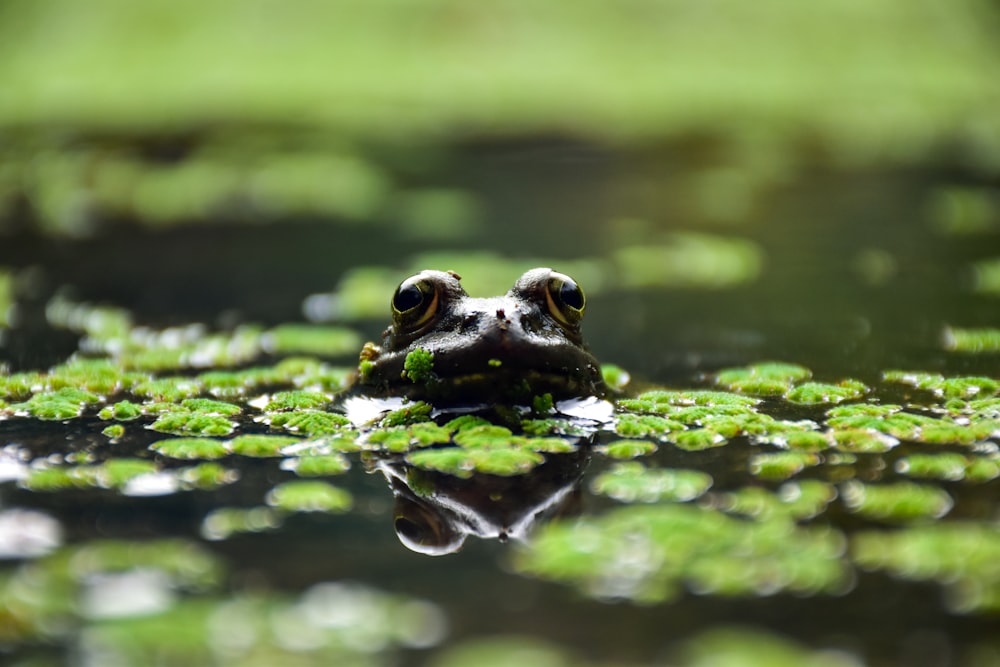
[495,308,506,320]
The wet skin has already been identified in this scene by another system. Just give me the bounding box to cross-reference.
[356,268,608,405]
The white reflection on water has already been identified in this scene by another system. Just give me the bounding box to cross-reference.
[0,508,62,559]
[80,569,175,619]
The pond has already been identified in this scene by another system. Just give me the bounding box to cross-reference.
[2,141,1000,666]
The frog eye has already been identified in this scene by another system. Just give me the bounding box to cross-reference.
[545,272,586,327]
[391,275,439,329]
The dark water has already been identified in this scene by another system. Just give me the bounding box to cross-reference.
[2,142,999,665]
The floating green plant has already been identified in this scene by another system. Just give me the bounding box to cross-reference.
[713,481,838,522]
[840,481,953,522]
[177,462,239,490]
[97,400,144,421]
[46,358,141,395]
[264,409,351,436]
[10,387,102,420]
[613,414,686,439]
[21,458,158,492]
[283,454,351,477]
[673,429,728,452]
[263,390,329,411]
[675,627,862,667]
[829,428,898,453]
[590,462,712,503]
[149,411,235,437]
[261,324,361,357]
[102,424,125,439]
[365,423,452,453]
[266,480,353,513]
[882,371,999,399]
[407,446,546,478]
[943,326,1000,353]
[600,364,630,392]
[201,506,283,540]
[853,523,1000,613]
[515,503,849,603]
[896,453,1000,483]
[749,451,821,481]
[150,437,229,460]
[131,377,203,402]
[714,361,812,396]
[784,380,867,406]
[598,439,658,459]
[227,434,302,457]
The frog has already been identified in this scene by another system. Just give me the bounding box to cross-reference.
[355,267,608,406]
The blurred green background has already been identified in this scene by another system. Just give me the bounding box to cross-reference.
[1,0,999,236]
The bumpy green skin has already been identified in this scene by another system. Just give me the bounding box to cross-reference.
[355,269,607,405]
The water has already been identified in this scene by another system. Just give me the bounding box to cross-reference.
[1,142,999,666]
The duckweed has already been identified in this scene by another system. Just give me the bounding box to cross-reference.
[942,326,1000,353]
[98,400,143,421]
[853,523,1000,613]
[749,451,821,481]
[10,387,101,420]
[283,454,351,477]
[266,480,353,513]
[600,364,630,392]
[713,481,838,521]
[590,462,712,503]
[613,414,686,438]
[102,424,125,439]
[784,380,867,406]
[882,371,999,399]
[150,437,229,460]
[407,447,546,478]
[263,390,329,411]
[149,411,235,437]
[896,453,1000,483]
[261,324,361,357]
[840,481,953,522]
[714,361,812,396]
[380,401,434,426]
[672,429,728,452]
[365,423,452,452]
[265,410,351,436]
[515,503,849,603]
[21,459,158,492]
[599,439,658,459]
[227,434,302,457]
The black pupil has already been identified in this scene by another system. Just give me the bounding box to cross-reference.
[559,280,584,310]
[394,283,425,312]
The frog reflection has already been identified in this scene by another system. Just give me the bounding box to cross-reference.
[367,447,590,556]
[355,268,608,406]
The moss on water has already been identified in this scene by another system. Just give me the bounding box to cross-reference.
[264,410,351,436]
[262,324,361,358]
[840,481,953,523]
[227,434,302,457]
[150,437,229,460]
[943,326,1000,353]
[853,523,1000,613]
[599,439,658,459]
[266,480,352,513]
[515,503,849,602]
[590,462,712,503]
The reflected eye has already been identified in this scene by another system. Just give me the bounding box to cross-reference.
[392,275,439,330]
[545,272,586,327]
